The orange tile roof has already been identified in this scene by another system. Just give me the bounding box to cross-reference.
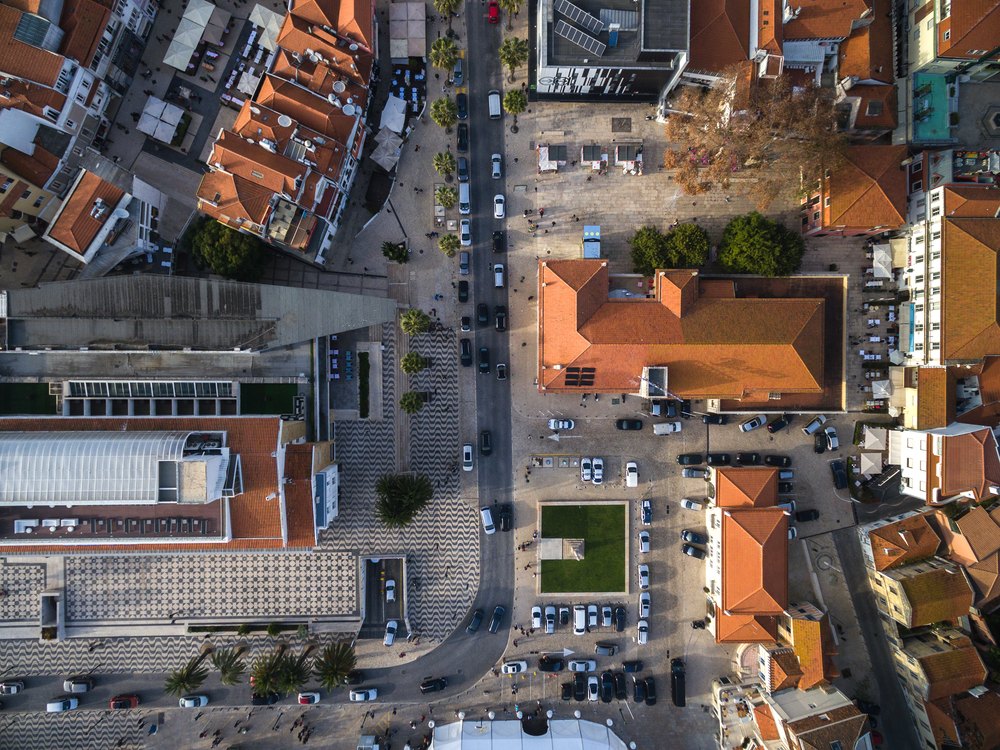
[0,5,65,87]
[899,567,975,627]
[870,513,941,570]
[288,0,374,50]
[1,144,60,187]
[271,40,369,92]
[821,145,907,231]
[722,507,788,613]
[211,130,306,198]
[256,75,357,144]
[919,646,987,700]
[276,14,373,84]
[838,0,893,83]
[917,366,957,430]
[956,506,1000,560]
[925,697,961,750]
[790,613,840,690]
[284,444,316,548]
[847,84,899,130]
[940,428,1000,500]
[232,100,297,147]
[714,605,779,643]
[196,170,273,229]
[687,0,750,73]
[45,170,125,255]
[938,1,1000,59]
[791,708,868,750]
[770,649,803,691]
[782,0,871,40]
[716,467,778,507]
[0,79,67,119]
[955,691,1000,750]
[538,261,826,397]
[943,187,1000,219]
[58,0,112,68]
[941,218,1000,361]
[0,178,27,217]
[967,551,1000,609]
[754,702,781,741]
[757,0,784,54]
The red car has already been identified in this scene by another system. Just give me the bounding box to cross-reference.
[488,0,499,22]
[110,695,139,709]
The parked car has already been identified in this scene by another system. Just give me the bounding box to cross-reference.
[458,280,469,302]
[682,468,708,479]
[488,0,499,21]
[856,700,881,716]
[677,453,702,465]
[420,678,448,694]
[466,608,485,634]
[595,642,618,657]
[573,605,586,635]
[736,452,761,465]
[616,419,643,430]
[491,153,502,179]
[492,230,504,253]
[457,123,468,152]
[788,526,798,539]
[814,432,827,453]
[545,606,556,634]
[498,504,512,532]
[478,347,489,374]
[569,660,596,672]
[350,688,378,702]
[110,695,139,709]
[592,457,604,485]
[796,509,820,522]
[462,443,474,471]
[0,682,24,695]
[702,414,727,425]
[680,498,703,511]
[637,564,650,590]
[539,656,564,672]
[298,692,321,705]
[548,418,575,430]
[614,673,627,701]
[385,579,396,602]
[639,592,650,619]
[670,659,684,707]
[601,606,612,628]
[641,499,651,525]
[764,455,791,468]
[63,678,94,693]
[614,606,626,632]
[478,303,489,327]
[600,672,614,703]
[480,430,492,456]
[179,695,209,708]
[625,461,639,487]
[655,421,682,434]
[581,457,593,482]
[831,460,848,489]
[252,693,280,706]
[778,500,797,513]
[681,530,706,545]
[637,619,648,645]
[460,339,472,367]
[457,156,469,181]
[766,414,790,433]
[645,676,657,706]
[622,660,643,673]
[587,604,598,628]
[488,605,505,633]
[383,620,398,646]
[801,414,827,435]
[639,530,650,553]
[494,306,506,332]
[502,661,528,675]
[47,697,79,713]
[560,607,570,625]
[587,676,599,702]
[481,507,496,534]
[681,544,706,559]
[460,219,471,246]
[707,453,730,466]
[532,606,543,629]
[633,677,645,703]
[493,194,505,219]
[456,92,467,119]
[739,414,767,433]
[778,482,794,494]
[496,363,507,381]
[346,671,364,685]
[573,674,586,701]
[825,426,839,451]
[561,682,573,701]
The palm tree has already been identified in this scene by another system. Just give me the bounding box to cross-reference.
[401,352,427,374]
[313,642,357,692]
[503,89,528,133]
[498,37,529,82]
[438,234,460,257]
[277,652,312,696]
[498,0,520,28]
[398,391,424,415]
[430,97,458,131]
[433,152,457,182]
[382,240,408,264]
[434,0,462,34]
[164,657,209,698]
[249,648,285,697]
[210,647,246,687]
[435,186,458,209]
[375,473,434,527]
[400,309,432,335]
[430,38,459,73]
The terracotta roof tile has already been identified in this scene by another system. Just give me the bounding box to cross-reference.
[1,144,60,187]
[942,218,1000,361]
[0,178,27,217]
[838,0,893,83]
[757,0,784,54]
[232,100,297,147]
[925,697,961,750]
[0,5,65,87]
[753,702,781,741]
[822,145,907,231]
[44,170,125,256]
[716,467,779,508]
[284,444,316,548]
[687,0,750,74]
[722,507,788,614]
[869,512,942,570]
[955,691,1000,750]
[899,567,975,627]
[256,75,357,144]
[271,44,370,100]
[288,0,373,49]
[276,14,372,84]
[794,711,869,750]
[782,0,871,40]
[714,605,779,643]
[790,613,840,690]
[943,186,1000,218]
[940,428,1000,500]
[658,269,698,317]
[938,1,1000,59]
[919,646,988,701]
[957,506,1000,560]
[770,649,803,691]
[58,0,111,67]
[788,704,864,735]
[0,79,67,119]
[918,366,957,430]
[211,130,306,197]
[967,551,1000,609]
[847,84,899,130]
[196,170,273,228]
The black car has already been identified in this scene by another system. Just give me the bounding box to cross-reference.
[707,453,730,466]
[681,544,706,559]
[681,529,707,544]
[632,677,645,703]
[669,659,683,707]
[831,460,848,489]
[488,605,505,633]
[796,509,820,522]
[622,660,643,672]
[479,347,489,374]
[646,675,658,706]
[764,455,791,468]
[457,123,468,152]
[814,432,827,453]
[538,657,564,673]
[856,700,881,716]
[702,414,727,425]
[677,453,703,466]
[492,230,504,253]
[456,93,467,120]
[252,693,280,705]
[498,504,512,532]
[600,672,614,703]
[616,419,643,430]
[460,338,472,367]
[736,452,761,465]
[494,305,507,332]
[766,414,790,433]
[614,673,627,701]
[778,482,794,494]
[457,156,469,182]
[613,605,625,632]
[573,673,587,701]
[461,316,471,332]
[346,670,364,685]
[477,303,489,327]
[561,682,573,701]
[466,609,484,634]
[480,430,492,455]
[458,280,469,303]
[420,678,448,694]
[560,607,570,625]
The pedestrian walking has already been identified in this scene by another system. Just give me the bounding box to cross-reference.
[414,145,421,151]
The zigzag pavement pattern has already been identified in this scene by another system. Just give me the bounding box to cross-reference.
[0,710,145,750]
[321,326,478,642]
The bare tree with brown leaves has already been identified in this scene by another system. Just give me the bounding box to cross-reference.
[663,66,848,211]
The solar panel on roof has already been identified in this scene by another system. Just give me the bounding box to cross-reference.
[553,0,604,34]
[554,20,607,57]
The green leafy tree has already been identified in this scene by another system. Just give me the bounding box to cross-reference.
[503,89,527,132]
[210,647,246,687]
[182,215,271,282]
[400,309,432,335]
[313,642,357,692]
[296,624,309,640]
[277,652,312,696]
[430,97,458,130]
[430,38,459,73]
[398,391,424,414]
[665,223,710,268]
[164,657,209,698]
[435,186,458,210]
[401,352,427,374]
[718,212,805,277]
[498,0,520,28]
[439,234,460,257]
[498,37,529,82]
[382,241,408,264]
[628,225,670,277]
[266,622,282,638]
[237,624,252,637]
[433,152,456,180]
[374,473,434,527]
[249,648,285,697]
[434,0,462,33]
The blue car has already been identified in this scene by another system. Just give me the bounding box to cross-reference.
[681,530,706,545]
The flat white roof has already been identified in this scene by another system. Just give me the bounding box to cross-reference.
[431,721,627,750]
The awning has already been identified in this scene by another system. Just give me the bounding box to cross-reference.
[860,452,882,475]
[138,96,185,144]
[872,244,893,278]
[538,145,558,172]
[380,95,408,133]
[237,69,261,95]
[249,4,282,51]
[202,22,225,46]
[863,426,887,451]
[872,379,892,399]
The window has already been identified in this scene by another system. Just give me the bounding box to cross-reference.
[250,170,265,179]
[932,342,940,350]
[0,177,12,193]
[943,29,951,40]
[931,251,941,260]
[20,190,30,200]
[32,195,44,208]
[915,255,924,264]
[913,28,920,40]
[931,191,941,203]
[80,78,90,89]
[931,322,940,331]
[932,231,941,240]
[50,181,63,191]
[76,93,85,103]
[911,161,922,173]
[824,197,830,207]
[932,206,941,217]
[931,271,940,281]
[866,100,883,117]
[813,211,820,221]
[912,180,922,191]
[65,119,76,130]
[915,303,924,312]
[907,458,914,467]
[915,235,925,244]
[915,275,924,284]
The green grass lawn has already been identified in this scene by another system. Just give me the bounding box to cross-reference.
[0,383,57,414]
[239,383,298,414]
[540,504,626,593]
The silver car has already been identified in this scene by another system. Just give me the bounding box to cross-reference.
[460,219,471,246]
[637,620,649,645]
[491,153,502,179]
[592,457,604,484]
[581,457,592,482]
[548,418,574,430]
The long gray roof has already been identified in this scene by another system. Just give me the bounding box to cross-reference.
[2,276,398,351]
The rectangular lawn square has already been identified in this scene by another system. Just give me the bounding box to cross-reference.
[540,503,626,593]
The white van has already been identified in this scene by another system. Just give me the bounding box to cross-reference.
[573,604,587,635]
[625,461,639,487]
[459,182,470,215]
[494,263,504,288]
[481,507,496,535]
[488,90,501,119]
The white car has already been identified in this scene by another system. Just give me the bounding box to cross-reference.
[569,660,596,672]
[592,458,604,485]
[179,695,209,708]
[350,689,378,702]
[502,661,528,674]
[462,444,474,471]
[481,507,496,535]
[825,426,839,451]
[47,697,79,712]
[298,692,321,704]
[581,457,592,482]
[545,605,556,634]
[739,414,767,433]
[587,675,599,701]
[639,592,650,618]
[637,564,649,590]
[493,194,505,219]
[385,579,396,602]
[660,421,682,433]
[587,604,598,628]
[625,461,639,488]
[383,620,398,647]
[548,418,574,430]
[680,498,703,511]
[573,605,586,635]
[491,153,502,179]
[637,620,649,645]
[460,218,471,246]
[531,606,542,629]
[601,605,612,628]
[639,530,650,553]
